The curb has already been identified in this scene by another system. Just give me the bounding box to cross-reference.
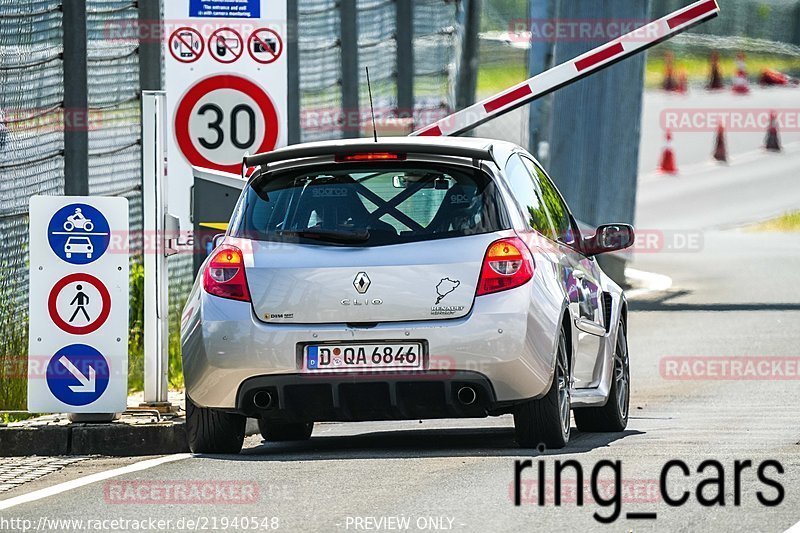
[0,418,260,457]
[0,420,189,457]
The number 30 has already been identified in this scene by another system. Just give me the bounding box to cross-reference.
[197,103,256,150]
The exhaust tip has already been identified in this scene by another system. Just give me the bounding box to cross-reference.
[253,391,274,410]
[457,386,477,406]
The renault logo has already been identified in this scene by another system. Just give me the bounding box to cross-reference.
[353,272,371,294]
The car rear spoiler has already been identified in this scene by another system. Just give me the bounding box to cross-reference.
[243,141,495,169]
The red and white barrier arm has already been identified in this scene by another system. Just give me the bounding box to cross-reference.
[411,0,720,137]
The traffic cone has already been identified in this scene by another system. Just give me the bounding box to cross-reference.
[732,52,750,94]
[765,112,782,152]
[707,51,724,90]
[678,70,689,94]
[759,68,789,86]
[659,130,678,174]
[713,124,727,162]
[662,52,678,92]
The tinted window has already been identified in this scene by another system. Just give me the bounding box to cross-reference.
[505,154,555,239]
[521,157,576,246]
[229,163,510,247]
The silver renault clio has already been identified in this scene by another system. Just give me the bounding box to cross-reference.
[181,137,634,453]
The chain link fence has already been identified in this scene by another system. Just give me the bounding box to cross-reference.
[298,0,456,141]
[653,0,800,45]
[0,0,459,353]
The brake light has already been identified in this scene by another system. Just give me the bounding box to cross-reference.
[335,152,407,162]
[476,237,534,296]
[203,245,251,302]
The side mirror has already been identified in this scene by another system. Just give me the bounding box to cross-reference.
[583,224,635,256]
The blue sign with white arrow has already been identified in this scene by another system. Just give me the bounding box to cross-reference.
[46,344,110,406]
[47,203,111,265]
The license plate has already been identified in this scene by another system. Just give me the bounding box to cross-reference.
[304,343,423,372]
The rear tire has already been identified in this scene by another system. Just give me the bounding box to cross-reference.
[514,328,571,449]
[258,419,314,442]
[574,319,630,432]
[186,395,246,454]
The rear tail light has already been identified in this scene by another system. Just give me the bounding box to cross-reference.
[477,237,534,296]
[203,245,251,302]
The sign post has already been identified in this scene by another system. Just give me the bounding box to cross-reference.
[141,91,177,409]
[27,196,129,414]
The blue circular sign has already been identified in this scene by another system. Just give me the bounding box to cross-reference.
[46,344,110,406]
[47,203,111,265]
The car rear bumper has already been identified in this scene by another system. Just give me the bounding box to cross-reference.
[232,371,497,422]
[182,284,561,410]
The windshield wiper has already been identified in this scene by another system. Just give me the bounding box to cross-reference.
[276,229,371,243]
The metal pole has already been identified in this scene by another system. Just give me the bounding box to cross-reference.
[62,0,89,196]
[454,0,481,111]
[340,0,359,138]
[138,0,162,91]
[396,0,414,118]
[527,0,559,166]
[287,0,301,144]
[141,91,171,408]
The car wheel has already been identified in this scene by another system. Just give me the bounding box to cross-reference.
[186,394,246,454]
[257,419,314,442]
[574,319,630,432]
[513,327,571,449]
[66,253,72,259]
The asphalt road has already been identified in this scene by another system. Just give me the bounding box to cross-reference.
[2,133,799,533]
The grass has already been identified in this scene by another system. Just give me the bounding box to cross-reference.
[645,52,800,89]
[477,61,528,96]
[128,262,145,390]
[0,275,29,415]
[126,262,185,392]
[475,48,800,96]
[747,211,800,232]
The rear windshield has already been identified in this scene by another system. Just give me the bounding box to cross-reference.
[229,163,511,247]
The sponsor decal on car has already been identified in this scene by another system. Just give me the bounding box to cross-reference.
[430,305,465,317]
[263,312,294,320]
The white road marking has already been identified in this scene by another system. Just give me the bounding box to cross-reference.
[624,268,673,300]
[0,453,192,511]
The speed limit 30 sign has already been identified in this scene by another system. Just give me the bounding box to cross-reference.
[175,75,279,174]
[163,0,287,225]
